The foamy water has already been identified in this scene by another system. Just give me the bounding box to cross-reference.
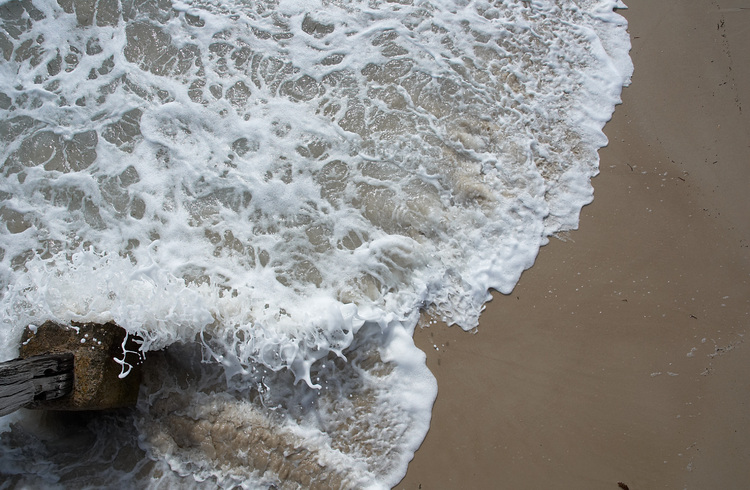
[0,0,631,487]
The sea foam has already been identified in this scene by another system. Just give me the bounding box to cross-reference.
[0,0,631,487]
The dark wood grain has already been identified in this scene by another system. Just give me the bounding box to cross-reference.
[0,353,74,416]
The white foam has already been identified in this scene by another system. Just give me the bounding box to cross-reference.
[0,0,631,486]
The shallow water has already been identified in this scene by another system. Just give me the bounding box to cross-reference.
[0,0,631,487]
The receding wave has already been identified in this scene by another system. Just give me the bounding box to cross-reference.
[0,0,631,487]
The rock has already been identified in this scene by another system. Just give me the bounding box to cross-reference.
[19,321,142,410]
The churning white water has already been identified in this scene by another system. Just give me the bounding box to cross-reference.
[0,0,631,487]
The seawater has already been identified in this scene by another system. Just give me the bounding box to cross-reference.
[0,0,631,487]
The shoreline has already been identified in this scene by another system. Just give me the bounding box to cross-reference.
[398,1,750,488]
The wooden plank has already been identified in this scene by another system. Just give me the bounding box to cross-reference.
[32,372,74,401]
[0,353,74,417]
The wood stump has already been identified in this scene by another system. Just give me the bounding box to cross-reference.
[16,321,143,411]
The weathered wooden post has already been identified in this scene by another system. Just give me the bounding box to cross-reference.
[0,353,74,416]
[0,321,142,415]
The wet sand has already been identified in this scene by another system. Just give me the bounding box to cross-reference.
[397,1,750,489]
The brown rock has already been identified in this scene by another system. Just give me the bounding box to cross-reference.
[19,321,142,410]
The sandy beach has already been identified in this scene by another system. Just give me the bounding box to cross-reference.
[398,1,750,489]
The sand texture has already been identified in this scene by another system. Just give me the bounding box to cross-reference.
[397,1,750,488]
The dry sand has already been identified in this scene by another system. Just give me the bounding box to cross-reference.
[397,1,750,489]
